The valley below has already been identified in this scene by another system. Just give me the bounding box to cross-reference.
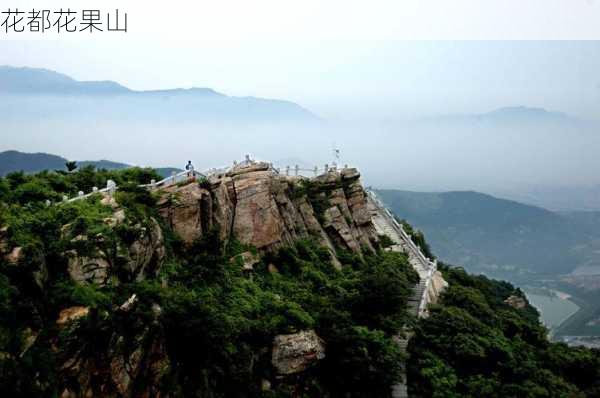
[376,189,600,343]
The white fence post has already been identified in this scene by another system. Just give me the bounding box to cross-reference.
[107,180,116,194]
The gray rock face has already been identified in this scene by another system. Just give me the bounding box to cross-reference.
[272,330,325,375]
[67,251,111,285]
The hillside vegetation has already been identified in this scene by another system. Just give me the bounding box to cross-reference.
[0,166,417,397]
[408,265,600,397]
[1,167,599,397]
[0,150,181,178]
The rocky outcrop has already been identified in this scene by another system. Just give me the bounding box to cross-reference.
[59,325,169,398]
[1,229,48,289]
[504,295,527,309]
[157,183,212,245]
[4,245,22,264]
[231,251,260,271]
[65,197,165,286]
[157,163,379,266]
[56,306,90,326]
[426,271,449,306]
[272,330,325,375]
[67,250,111,285]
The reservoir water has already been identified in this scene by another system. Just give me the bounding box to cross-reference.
[524,289,580,330]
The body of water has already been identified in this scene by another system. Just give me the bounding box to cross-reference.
[524,289,580,330]
[571,265,600,276]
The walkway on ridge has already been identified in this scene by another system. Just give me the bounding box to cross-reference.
[367,190,438,398]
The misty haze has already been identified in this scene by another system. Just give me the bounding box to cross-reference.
[1,61,599,212]
[3,37,600,396]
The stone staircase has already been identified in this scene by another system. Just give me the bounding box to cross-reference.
[366,190,442,398]
[407,279,428,316]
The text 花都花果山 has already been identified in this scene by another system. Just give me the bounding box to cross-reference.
[1,8,127,33]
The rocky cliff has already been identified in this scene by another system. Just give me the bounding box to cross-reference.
[157,162,378,266]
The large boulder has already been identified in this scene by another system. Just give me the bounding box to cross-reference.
[272,330,325,375]
[56,306,90,326]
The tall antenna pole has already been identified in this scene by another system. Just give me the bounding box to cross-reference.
[332,142,340,169]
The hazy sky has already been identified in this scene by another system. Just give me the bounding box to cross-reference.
[1,40,599,121]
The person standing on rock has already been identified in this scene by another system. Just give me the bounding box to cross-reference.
[185,160,195,179]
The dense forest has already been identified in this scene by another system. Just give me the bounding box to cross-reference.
[408,265,600,397]
[1,166,599,397]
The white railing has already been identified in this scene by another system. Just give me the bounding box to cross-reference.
[275,163,351,178]
[367,189,437,318]
[368,191,436,268]
[63,169,206,204]
[59,157,284,204]
[417,267,436,317]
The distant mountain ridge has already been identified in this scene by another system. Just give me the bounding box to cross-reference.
[419,105,590,128]
[0,150,180,178]
[376,189,600,279]
[0,66,320,123]
[0,66,131,95]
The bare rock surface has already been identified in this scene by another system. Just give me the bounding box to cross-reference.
[232,251,260,271]
[272,330,325,375]
[505,295,527,309]
[4,246,23,264]
[157,165,378,266]
[56,306,90,326]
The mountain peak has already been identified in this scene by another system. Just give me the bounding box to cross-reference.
[0,65,320,122]
[0,65,130,95]
[484,105,572,121]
